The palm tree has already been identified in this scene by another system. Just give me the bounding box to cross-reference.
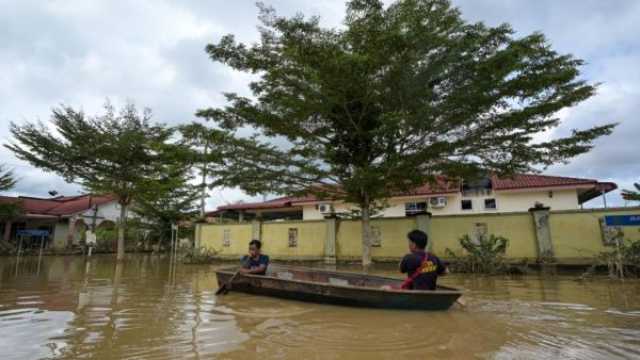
[0,165,16,191]
[622,182,640,202]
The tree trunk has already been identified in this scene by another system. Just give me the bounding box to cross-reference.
[200,141,209,218]
[361,198,372,268]
[117,203,127,261]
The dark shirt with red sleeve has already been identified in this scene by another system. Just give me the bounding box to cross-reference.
[400,250,446,290]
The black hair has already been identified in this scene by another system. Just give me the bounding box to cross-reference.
[249,239,262,249]
[407,230,428,249]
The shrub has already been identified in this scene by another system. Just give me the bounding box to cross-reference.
[445,234,509,274]
[598,239,640,278]
[182,247,219,264]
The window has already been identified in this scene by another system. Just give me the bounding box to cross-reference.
[288,228,298,247]
[461,199,473,210]
[405,201,427,216]
[484,198,497,210]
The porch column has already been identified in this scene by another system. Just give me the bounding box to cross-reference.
[324,218,337,264]
[238,211,244,223]
[67,217,76,248]
[529,206,554,259]
[2,220,11,243]
[602,189,608,208]
[415,213,433,251]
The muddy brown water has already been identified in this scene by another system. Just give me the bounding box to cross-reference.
[0,255,639,359]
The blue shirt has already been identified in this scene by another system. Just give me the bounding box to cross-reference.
[241,254,269,275]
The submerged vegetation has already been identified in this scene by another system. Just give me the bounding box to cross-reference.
[597,238,640,278]
[445,234,510,274]
[182,247,219,264]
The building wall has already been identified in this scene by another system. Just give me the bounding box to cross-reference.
[301,188,581,220]
[197,207,640,264]
[53,222,69,248]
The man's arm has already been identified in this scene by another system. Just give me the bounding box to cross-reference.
[399,255,410,274]
[240,264,267,274]
[239,255,269,274]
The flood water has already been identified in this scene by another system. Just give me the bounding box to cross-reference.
[0,255,639,360]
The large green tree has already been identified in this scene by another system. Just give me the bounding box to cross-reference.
[198,0,616,266]
[177,123,236,218]
[132,164,200,248]
[6,102,176,260]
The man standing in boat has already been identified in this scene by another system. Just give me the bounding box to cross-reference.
[399,230,446,290]
[239,239,270,275]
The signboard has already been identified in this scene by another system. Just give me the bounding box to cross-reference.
[604,215,640,227]
[16,229,50,237]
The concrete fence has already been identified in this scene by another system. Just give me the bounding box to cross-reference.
[196,207,640,265]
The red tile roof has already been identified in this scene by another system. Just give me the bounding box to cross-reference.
[209,174,617,213]
[491,174,597,190]
[217,196,301,211]
[0,194,115,217]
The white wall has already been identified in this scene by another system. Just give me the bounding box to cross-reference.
[495,189,579,212]
[75,201,139,225]
[300,188,580,220]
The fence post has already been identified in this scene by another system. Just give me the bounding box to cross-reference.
[529,206,554,260]
[251,219,262,241]
[415,212,433,251]
[194,223,202,249]
[324,218,337,264]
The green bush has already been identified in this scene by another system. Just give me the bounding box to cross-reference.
[182,247,218,264]
[445,234,509,274]
[598,239,640,278]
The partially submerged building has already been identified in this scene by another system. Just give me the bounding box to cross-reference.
[0,194,122,250]
[207,174,617,222]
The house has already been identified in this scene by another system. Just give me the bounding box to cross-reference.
[207,174,617,222]
[0,194,124,250]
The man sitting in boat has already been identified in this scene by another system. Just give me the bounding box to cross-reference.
[239,239,270,275]
[399,230,446,290]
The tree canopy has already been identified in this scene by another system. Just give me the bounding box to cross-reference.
[622,182,640,202]
[198,0,616,265]
[133,163,200,247]
[0,165,16,192]
[6,101,178,260]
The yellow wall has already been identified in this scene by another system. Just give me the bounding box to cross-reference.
[196,207,640,263]
[199,223,253,258]
[550,208,640,262]
[261,220,326,260]
[431,213,537,260]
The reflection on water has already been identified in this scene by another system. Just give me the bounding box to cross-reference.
[0,255,639,359]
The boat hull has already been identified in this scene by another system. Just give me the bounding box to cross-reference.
[215,265,462,311]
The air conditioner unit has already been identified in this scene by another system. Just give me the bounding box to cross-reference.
[318,203,334,214]
[429,196,447,208]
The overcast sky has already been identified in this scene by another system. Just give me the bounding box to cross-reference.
[1,0,638,209]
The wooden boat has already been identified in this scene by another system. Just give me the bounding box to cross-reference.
[215,264,463,311]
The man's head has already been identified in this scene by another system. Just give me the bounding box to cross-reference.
[407,230,428,251]
[249,239,262,257]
